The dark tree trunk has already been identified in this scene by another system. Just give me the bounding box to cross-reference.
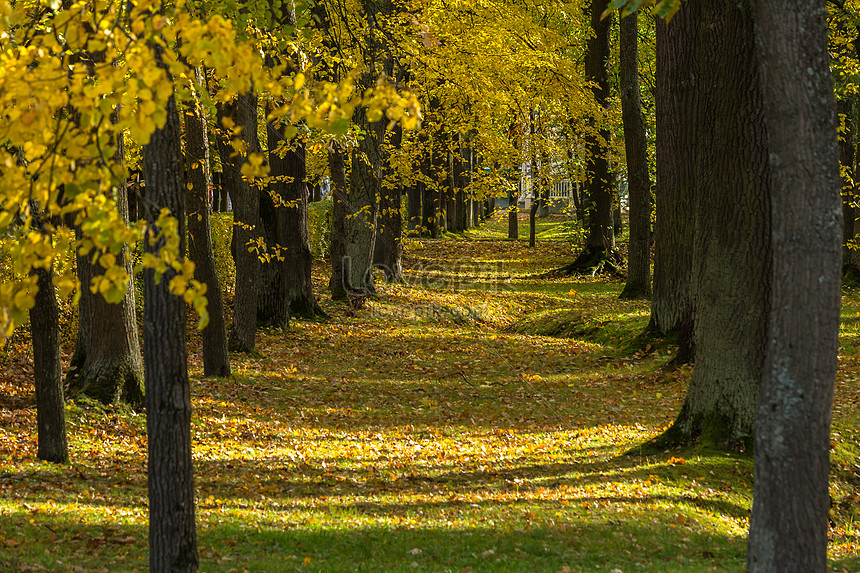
[343,107,380,293]
[142,89,198,571]
[374,182,403,282]
[67,130,144,405]
[224,92,259,353]
[310,183,321,203]
[747,2,841,570]
[329,144,349,300]
[508,185,519,239]
[661,0,770,448]
[407,182,422,235]
[262,123,323,321]
[649,1,699,356]
[374,126,404,281]
[30,264,68,464]
[619,10,652,300]
[838,96,859,276]
[582,0,614,258]
[185,69,230,377]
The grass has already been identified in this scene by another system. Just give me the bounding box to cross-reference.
[1,210,858,572]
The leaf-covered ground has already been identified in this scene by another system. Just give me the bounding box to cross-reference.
[1,213,859,572]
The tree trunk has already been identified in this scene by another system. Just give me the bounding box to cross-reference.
[619,10,652,300]
[373,181,403,281]
[838,96,859,276]
[507,186,519,239]
[343,107,380,293]
[407,182,422,235]
[262,123,323,321]
[30,264,68,464]
[649,1,699,357]
[67,131,144,405]
[661,0,770,448]
[142,87,198,571]
[185,69,230,377]
[224,92,259,353]
[747,2,841,570]
[329,144,349,300]
[583,0,614,257]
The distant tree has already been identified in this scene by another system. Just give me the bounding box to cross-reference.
[747,1,841,570]
[619,8,651,300]
[66,129,144,405]
[29,258,68,464]
[185,68,231,377]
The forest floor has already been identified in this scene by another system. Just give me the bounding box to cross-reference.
[1,212,859,572]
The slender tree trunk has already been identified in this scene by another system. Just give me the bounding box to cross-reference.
[224,92,259,352]
[619,10,652,300]
[67,130,144,405]
[747,2,841,570]
[329,144,349,300]
[142,87,198,571]
[374,127,404,281]
[407,182,422,235]
[661,0,770,448]
[583,0,614,256]
[185,69,230,377]
[30,264,68,464]
[838,96,859,276]
[649,2,699,357]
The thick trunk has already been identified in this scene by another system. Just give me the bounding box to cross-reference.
[328,145,349,300]
[583,0,614,256]
[344,107,380,293]
[619,10,652,300]
[224,92,259,353]
[142,89,199,572]
[747,2,841,571]
[185,70,230,377]
[262,123,322,321]
[67,134,144,405]
[30,264,68,464]
[649,2,698,351]
[664,0,770,447]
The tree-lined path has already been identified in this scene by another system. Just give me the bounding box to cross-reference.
[2,215,858,571]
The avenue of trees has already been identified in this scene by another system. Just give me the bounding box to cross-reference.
[0,0,853,570]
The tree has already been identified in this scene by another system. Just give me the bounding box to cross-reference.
[29,261,68,464]
[142,56,199,573]
[224,92,261,353]
[185,69,231,377]
[66,133,145,405]
[656,0,771,448]
[747,1,841,570]
[566,0,617,272]
[648,2,698,354]
[618,8,651,300]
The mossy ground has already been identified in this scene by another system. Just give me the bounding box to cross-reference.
[0,211,857,572]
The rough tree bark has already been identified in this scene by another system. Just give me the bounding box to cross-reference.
[142,73,198,571]
[619,9,651,300]
[649,1,699,359]
[30,263,68,464]
[185,68,231,377]
[566,0,616,272]
[374,127,404,281]
[329,144,349,300]
[66,131,144,405]
[223,92,259,353]
[747,2,841,570]
[660,0,770,448]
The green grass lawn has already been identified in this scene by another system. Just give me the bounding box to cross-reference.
[1,211,858,572]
